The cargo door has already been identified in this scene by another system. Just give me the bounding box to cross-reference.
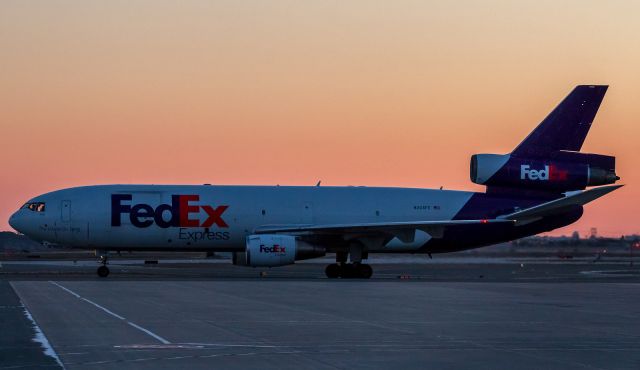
[61,200,71,222]
[58,200,88,245]
[302,202,314,224]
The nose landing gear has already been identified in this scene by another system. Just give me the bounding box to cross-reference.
[97,265,109,277]
[96,252,110,277]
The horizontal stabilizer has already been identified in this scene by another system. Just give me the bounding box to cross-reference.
[498,184,622,224]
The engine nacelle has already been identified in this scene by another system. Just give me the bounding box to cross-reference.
[470,152,618,191]
[232,234,325,267]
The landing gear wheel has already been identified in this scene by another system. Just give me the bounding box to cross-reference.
[334,263,373,279]
[339,263,356,279]
[325,264,341,278]
[97,265,110,278]
[358,264,373,279]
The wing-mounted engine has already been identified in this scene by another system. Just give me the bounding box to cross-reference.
[232,234,325,267]
[470,151,618,192]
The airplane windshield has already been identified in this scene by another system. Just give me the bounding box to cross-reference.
[21,202,46,212]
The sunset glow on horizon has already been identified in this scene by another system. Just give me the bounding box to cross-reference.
[1,1,638,236]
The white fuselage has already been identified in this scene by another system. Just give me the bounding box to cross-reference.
[9,185,475,252]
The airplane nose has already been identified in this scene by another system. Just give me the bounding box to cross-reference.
[8,212,23,233]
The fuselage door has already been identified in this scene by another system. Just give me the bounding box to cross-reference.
[303,202,314,224]
[61,200,71,222]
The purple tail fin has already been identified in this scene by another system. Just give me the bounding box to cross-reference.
[512,85,608,158]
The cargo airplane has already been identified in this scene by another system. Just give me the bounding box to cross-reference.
[9,85,621,278]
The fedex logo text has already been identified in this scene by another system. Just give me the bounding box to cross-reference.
[520,165,568,181]
[259,244,286,254]
[111,194,229,228]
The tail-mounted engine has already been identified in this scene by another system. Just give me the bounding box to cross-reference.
[470,151,618,192]
[232,234,325,267]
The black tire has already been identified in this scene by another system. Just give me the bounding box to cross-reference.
[358,264,373,279]
[339,263,355,279]
[97,265,110,278]
[325,264,341,278]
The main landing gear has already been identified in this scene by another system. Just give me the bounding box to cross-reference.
[96,251,109,278]
[325,243,373,279]
[325,263,373,279]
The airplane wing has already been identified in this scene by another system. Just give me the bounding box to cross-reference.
[498,184,622,225]
[254,185,620,241]
[254,218,514,239]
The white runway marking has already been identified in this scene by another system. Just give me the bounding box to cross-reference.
[49,282,80,298]
[22,302,66,369]
[580,269,639,277]
[127,322,171,344]
[49,281,170,344]
[79,297,126,320]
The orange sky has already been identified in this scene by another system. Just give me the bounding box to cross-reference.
[1,1,638,236]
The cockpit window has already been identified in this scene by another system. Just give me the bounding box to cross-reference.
[21,202,46,212]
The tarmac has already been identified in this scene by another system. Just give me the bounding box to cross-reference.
[1,257,640,369]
